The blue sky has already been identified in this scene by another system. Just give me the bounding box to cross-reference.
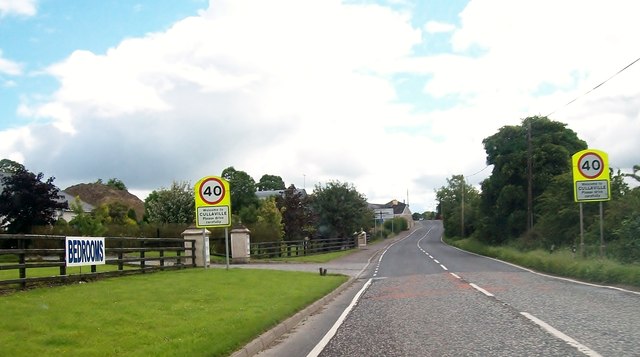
[1,0,639,212]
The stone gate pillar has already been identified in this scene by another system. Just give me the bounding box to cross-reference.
[182,227,211,268]
[230,226,251,264]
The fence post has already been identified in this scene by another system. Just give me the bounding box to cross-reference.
[18,239,26,289]
[140,239,146,272]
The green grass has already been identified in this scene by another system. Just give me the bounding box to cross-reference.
[0,263,136,281]
[445,237,640,287]
[0,268,347,357]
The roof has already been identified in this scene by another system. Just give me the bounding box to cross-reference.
[368,199,411,215]
[57,191,95,212]
[256,188,308,200]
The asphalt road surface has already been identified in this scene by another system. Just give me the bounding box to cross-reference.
[258,220,640,357]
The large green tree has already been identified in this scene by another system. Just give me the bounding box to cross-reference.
[478,116,587,243]
[0,167,68,233]
[256,174,286,191]
[276,185,315,241]
[221,166,259,216]
[249,197,284,243]
[311,181,371,238]
[0,159,25,174]
[436,175,480,238]
[144,181,194,224]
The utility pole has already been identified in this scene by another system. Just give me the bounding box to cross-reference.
[527,121,533,231]
[461,175,465,238]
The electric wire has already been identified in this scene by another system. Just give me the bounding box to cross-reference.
[546,56,640,117]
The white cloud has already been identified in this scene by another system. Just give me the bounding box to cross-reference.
[2,0,640,212]
[424,21,455,34]
[0,50,22,75]
[0,0,37,17]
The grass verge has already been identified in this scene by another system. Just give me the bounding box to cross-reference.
[0,268,347,356]
[444,237,640,288]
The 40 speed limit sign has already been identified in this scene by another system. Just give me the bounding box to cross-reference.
[194,176,231,227]
[571,149,610,202]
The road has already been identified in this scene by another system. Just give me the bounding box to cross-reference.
[257,220,640,357]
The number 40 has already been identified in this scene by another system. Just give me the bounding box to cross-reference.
[203,185,222,196]
[582,159,601,171]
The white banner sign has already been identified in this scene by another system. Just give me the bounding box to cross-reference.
[65,237,106,267]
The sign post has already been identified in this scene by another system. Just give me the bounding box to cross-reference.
[571,149,610,257]
[195,176,232,269]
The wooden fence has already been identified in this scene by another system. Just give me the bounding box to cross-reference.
[0,234,196,290]
[248,237,357,259]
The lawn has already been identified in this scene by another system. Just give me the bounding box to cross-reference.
[0,268,348,356]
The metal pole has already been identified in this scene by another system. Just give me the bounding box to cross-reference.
[202,228,207,269]
[579,203,584,257]
[225,227,230,270]
[599,202,605,258]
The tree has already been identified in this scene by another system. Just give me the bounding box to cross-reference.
[277,185,315,241]
[106,178,127,191]
[0,159,25,174]
[68,197,107,236]
[249,197,284,243]
[0,167,68,233]
[436,175,480,238]
[256,174,286,191]
[144,181,194,224]
[221,166,259,216]
[477,116,587,243]
[311,181,371,238]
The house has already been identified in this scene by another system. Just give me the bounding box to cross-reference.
[369,199,414,228]
[54,191,95,222]
[256,188,308,200]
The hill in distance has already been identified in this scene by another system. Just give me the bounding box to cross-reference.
[65,183,145,221]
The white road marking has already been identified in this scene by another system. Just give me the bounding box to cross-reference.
[469,283,494,297]
[433,259,440,264]
[307,279,373,357]
[520,312,603,357]
[450,273,461,279]
[440,264,448,271]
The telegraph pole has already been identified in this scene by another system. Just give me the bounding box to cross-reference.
[527,121,533,231]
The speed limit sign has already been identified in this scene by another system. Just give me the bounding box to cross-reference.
[571,149,610,202]
[577,152,604,179]
[199,177,226,205]
[194,176,231,227]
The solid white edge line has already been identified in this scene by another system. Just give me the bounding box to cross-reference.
[440,234,640,296]
[306,279,373,357]
[469,283,494,297]
[520,312,602,357]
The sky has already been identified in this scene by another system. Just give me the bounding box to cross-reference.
[1,0,639,213]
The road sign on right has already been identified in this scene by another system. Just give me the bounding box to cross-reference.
[572,149,610,202]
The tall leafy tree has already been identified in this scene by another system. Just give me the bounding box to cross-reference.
[0,168,68,233]
[277,185,315,241]
[478,116,587,243]
[0,159,25,174]
[436,175,480,238]
[256,174,286,191]
[144,181,194,224]
[221,166,259,216]
[249,197,284,243]
[311,181,371,238]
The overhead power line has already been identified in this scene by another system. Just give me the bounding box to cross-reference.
[546,55,640,117]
